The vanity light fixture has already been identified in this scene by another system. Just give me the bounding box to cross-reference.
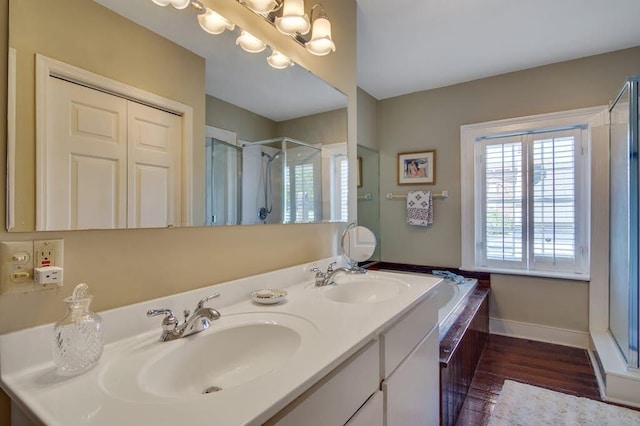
[275,0,311,35]
[267,49,294,69]
[149,0,313,69]
[305,4,335,56]
[197,7,235,34]
[152,0,191,10]
[236,0,336,56]
[236,30,267,53]
[241,0,280,14]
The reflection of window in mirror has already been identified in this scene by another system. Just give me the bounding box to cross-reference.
[322,143,348,222]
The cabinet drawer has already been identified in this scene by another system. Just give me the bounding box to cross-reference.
[380,293,438,378]
[269,340,379,426]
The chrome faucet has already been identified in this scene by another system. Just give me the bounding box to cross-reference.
[310,262,367,287]
[147,293,221,342]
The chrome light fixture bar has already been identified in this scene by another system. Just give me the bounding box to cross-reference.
[238,0,336,56]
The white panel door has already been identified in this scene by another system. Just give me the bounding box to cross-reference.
[127,102,182,228]
[45,77,127,230]
[382,327,439,426]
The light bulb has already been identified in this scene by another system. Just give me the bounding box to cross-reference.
[305,17,335,56]
[236,31,267,53]
[275,0,310,35]
[151,0,172,6]
[170,0,191,9]
[197,9,235,35]
[243,0,279,14]
[267,50,294,69]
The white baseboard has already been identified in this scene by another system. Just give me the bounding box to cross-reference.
[490,317,589,349]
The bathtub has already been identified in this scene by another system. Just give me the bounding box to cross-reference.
[434,277,478,326]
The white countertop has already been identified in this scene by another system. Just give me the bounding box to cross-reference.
[0,258,442,425]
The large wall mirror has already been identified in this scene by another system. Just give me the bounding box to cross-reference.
[7,0,348,231]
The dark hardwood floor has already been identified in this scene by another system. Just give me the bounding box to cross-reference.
[455,334,601,425]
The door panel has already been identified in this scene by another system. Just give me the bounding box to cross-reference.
[44,77,127,230]
[128,102,181,228]
[70,155,120,229]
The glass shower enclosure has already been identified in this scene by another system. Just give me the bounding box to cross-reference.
[609,74,640,369]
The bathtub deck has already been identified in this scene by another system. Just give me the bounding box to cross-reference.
[455,335,600,425]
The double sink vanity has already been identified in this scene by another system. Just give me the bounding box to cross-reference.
[0,258,443,425]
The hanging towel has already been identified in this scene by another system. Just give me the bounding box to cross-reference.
[406,190,433,227]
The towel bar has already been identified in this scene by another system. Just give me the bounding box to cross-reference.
[385,191,448,200]
[357,193,373,201]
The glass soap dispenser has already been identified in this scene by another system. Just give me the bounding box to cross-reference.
[52,283,103,375]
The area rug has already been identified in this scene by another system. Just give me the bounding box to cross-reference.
[488,380,640,425]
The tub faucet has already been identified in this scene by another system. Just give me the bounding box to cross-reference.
[147,293,221,342]
[310,262,367,287]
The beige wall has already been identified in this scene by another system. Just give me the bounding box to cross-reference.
[357,87,378,150]
[277,108,347,145]
[357,145,380,261]
[9,0,206,231]
[206,96,347,145]
[377,46,640,333]
[206,94,278,142]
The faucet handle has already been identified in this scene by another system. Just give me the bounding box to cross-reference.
[310,267,325,278]
[196,293,220,310]
[327,262,337,273]
[147,309,179,331]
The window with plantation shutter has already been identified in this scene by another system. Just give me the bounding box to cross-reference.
[284,163,316,223]
[338,155,349,221]
[461,107,600,280]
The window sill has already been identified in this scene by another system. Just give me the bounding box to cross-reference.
[461,266,590,282]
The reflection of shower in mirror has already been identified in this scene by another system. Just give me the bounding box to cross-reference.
[242,137,324,225]
[259,150,283,221]
[207,134,347,226]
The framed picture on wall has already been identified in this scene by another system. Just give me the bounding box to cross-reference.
[357,157,363,188]
[397,150,436,185]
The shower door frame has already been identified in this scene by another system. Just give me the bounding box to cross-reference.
[610,75,640,370]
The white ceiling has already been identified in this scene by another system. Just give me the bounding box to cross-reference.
[357,0,640,100]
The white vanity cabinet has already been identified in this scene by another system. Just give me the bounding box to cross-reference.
[345,391,383,426]
[0,264,444,426]
[268,294,440,426]
[382,328,439,425]
[380,294,440,426]
[269,340,380,426]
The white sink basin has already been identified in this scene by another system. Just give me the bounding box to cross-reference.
[99,312,318,402]
[324,275,411,304]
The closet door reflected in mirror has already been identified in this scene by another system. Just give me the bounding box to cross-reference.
[7,0,348,231]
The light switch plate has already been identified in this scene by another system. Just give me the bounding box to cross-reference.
[0,241,34,295]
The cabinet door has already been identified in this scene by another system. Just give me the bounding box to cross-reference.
[270,341,379,426]
[346,391,383,426]
[382,326,439,426]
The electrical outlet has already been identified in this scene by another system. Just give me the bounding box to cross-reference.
[0,241,34,294]
[0,240,65,294]
[34,239,64,269]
